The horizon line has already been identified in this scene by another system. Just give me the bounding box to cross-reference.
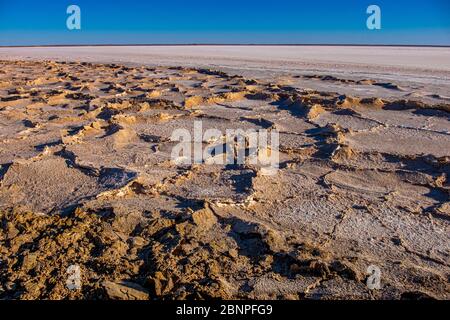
[1,43,450,48]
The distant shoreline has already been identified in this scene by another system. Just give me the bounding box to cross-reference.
[1,43,450,48]
[2,43,449,73]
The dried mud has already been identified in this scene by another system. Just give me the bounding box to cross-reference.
[0,60,449,300]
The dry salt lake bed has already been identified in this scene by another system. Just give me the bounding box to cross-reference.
[0,46,448,299]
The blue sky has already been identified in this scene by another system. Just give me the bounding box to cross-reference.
[0,0,449,45]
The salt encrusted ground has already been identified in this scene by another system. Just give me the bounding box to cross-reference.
[0,48,448,299]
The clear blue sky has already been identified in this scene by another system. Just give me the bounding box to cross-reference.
[0,0,449,45]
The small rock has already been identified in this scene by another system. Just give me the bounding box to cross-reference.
[6,223,19,239]
[147,272,173,296]
[228,248,238,259]
[131,236,145,247]
[21,252,38,271]
[191,207,217,230]
[102,280,149,300]
[309,260,331,277]
[264,229,285,252]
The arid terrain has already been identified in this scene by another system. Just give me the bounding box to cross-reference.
[0,46,449,300]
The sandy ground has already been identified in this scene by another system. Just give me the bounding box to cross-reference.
[0,46,449,300]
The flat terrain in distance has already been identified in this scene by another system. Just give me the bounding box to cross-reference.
[0,46,448,300]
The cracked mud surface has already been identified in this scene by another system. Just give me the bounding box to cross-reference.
[0,60,449,300]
